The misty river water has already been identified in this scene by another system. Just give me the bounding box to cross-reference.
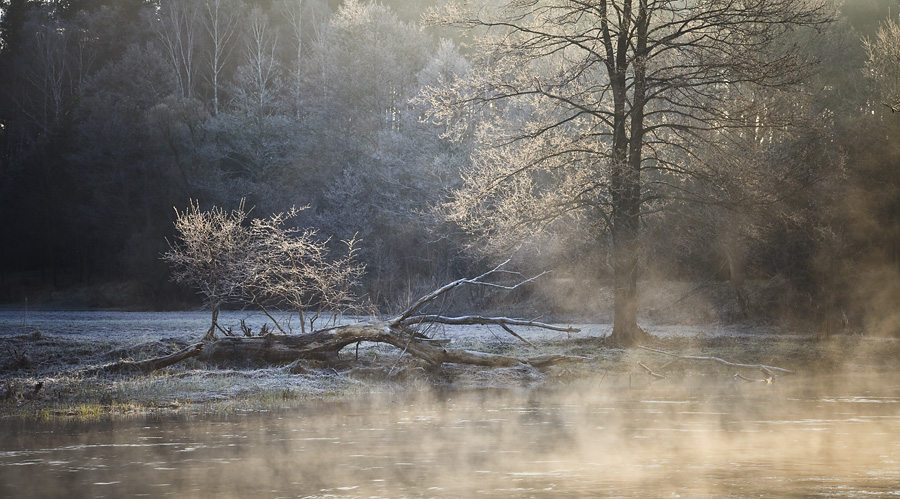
[2,374,899,498]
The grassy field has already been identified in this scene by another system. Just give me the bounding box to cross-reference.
[2,310,899,421]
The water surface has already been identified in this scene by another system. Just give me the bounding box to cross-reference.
[2,374,899,498]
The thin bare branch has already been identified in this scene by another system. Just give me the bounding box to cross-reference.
[638,361,667,380]
[394,259,546,323]
[398,314,578,334]
[638,345,794,375]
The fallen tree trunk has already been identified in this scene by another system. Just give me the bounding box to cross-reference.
[94,343,205,375]
[140,261,585,371]
[195,261,589,370]
[200,321,588,368]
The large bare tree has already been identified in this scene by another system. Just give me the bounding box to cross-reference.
[422,0,833,345]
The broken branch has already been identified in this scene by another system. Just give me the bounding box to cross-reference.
[395,259,546,323]
[638,346,793,375]
[734,372,775,383]
[94,343,204,375]
[638,361,667,380]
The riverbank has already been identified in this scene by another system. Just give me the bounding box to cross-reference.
[2,310,899,421]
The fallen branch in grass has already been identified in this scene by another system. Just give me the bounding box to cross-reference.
[638,345,793,378]
[93,343,204,375]
[637,361,666,380]
[100,261,587,373]
[734,372,774,383]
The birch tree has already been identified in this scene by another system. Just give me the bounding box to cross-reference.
[202,0,241,115]
[231,6,283,116]
[308,0,428,139]
[16,6,77,136]
[276,0,306,117]
[152,0,201,100]
[422,0,833,345]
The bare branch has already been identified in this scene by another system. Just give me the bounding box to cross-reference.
[394,259,546,323]
[93,343,204,375]
[638,361,667,380]
[398,314,578,334]
[638,346,794,375]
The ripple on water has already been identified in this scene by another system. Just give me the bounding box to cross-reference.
[2,376,900,498]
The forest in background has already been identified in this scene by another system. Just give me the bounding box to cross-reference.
[1,0,899,335]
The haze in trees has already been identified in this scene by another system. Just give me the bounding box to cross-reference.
[421,0,835,344]
[865,12,900,112]
[1,0,900,339]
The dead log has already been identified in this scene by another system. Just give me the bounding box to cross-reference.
[94,343,204,375]
[200,321,588,368]
[198,261,588,370]
[200,322,397,364]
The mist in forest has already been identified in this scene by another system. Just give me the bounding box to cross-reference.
[0,0,898,337]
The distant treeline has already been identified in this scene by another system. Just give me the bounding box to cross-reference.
[0,0,899,333]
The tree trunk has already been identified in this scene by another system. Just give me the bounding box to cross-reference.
[204,306,220,341]
[604,0,651,348]
[607,97,647,347]
[609,208,646,346]
[199,321,588,368]
[607,112,644,345]
[725,245,749,319]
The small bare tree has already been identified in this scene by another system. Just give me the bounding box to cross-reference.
[163,202,365,339]
[244,208,366,334]
[163,200,254,340]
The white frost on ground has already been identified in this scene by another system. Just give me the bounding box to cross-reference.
[0,309,792,344]
[0,309,824,408]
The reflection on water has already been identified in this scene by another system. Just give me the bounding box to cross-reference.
[2,374,899,498]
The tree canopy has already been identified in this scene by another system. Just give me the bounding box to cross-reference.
[421,0,834,343]
[1,0,900,338]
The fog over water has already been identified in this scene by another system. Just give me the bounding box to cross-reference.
[2,374,899,498]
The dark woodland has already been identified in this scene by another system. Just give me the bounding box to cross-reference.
[2,0,900,337]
